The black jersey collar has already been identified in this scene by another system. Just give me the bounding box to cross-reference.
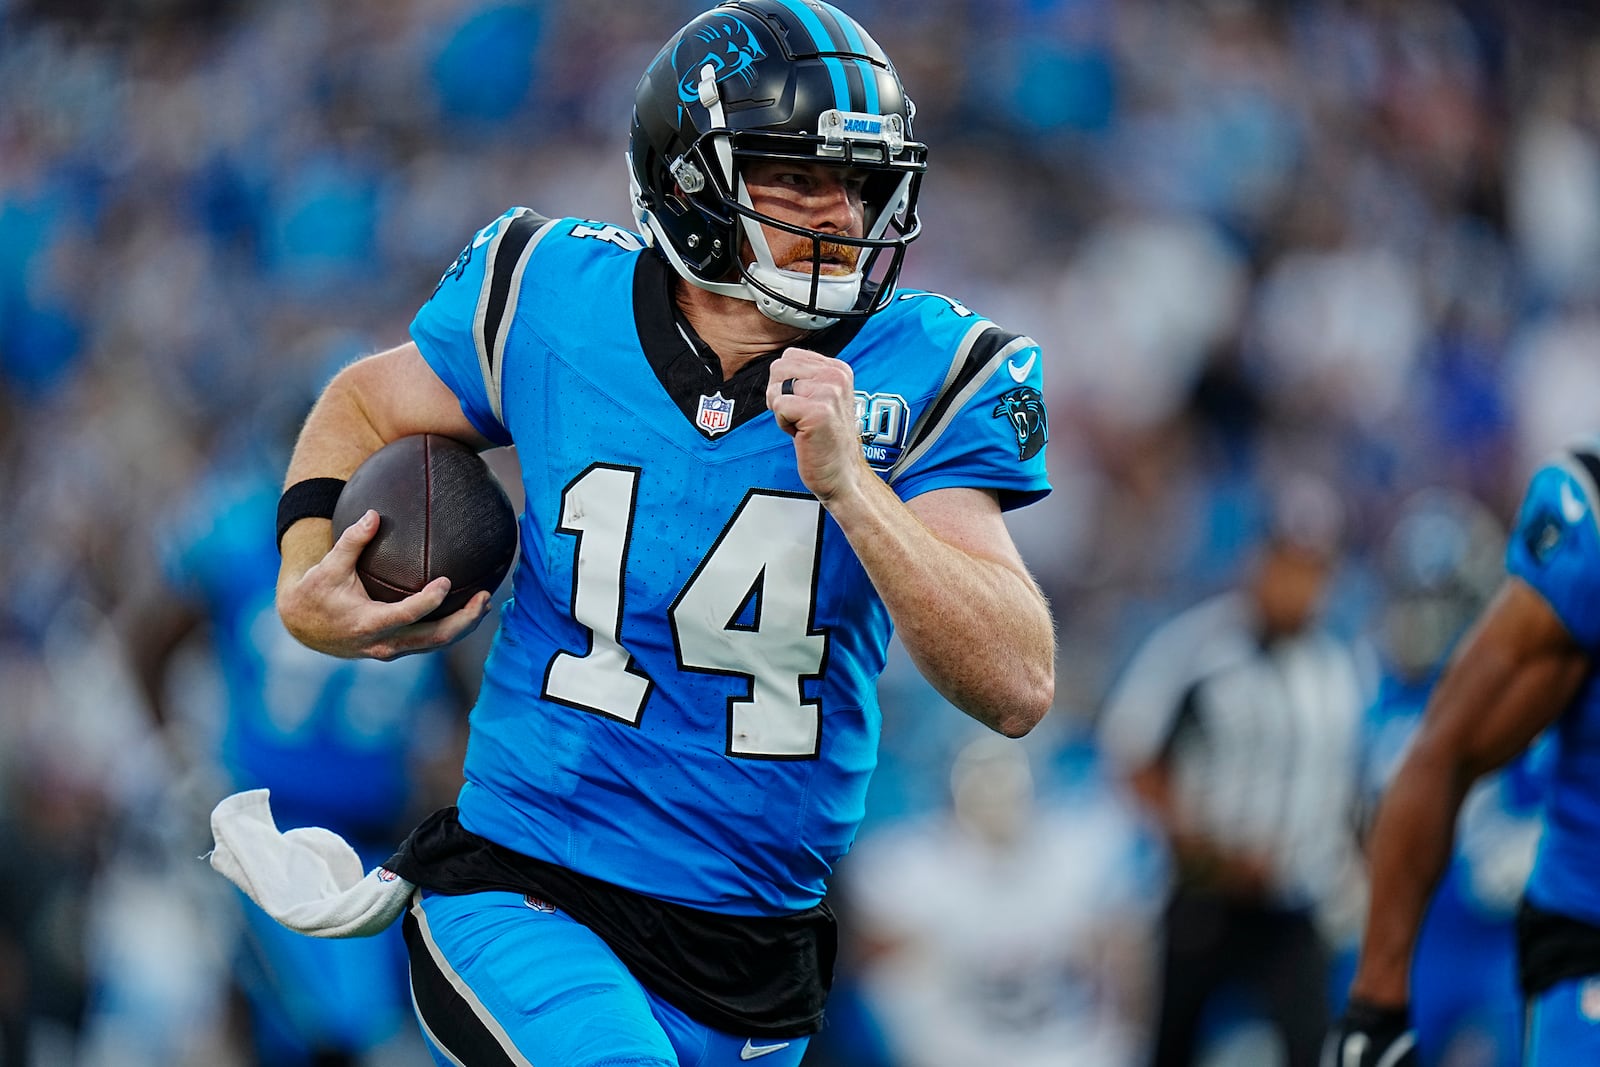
[632,252,867,440]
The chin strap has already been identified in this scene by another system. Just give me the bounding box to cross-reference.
[745,265,860,330]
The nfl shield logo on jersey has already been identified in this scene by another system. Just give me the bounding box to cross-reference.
[697,392,735,436]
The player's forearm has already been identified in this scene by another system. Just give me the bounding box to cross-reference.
[1349,738,1469,1006]
[825,477,1054,736]
[275,376,387,583]
[901,565,1054,736]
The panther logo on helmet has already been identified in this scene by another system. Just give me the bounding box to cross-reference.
[673,16,765,107]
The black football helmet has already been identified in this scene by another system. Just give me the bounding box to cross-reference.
[628,0,927,329]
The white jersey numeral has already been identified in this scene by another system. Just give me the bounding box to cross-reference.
[671,491,827,758]
[542,467,827,758]
[542,465,654,723]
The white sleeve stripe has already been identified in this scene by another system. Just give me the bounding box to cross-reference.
[471,209,557,430]
[489,224,552,425]
[883,318,991,484]
[470,211,524,424]
[886,330,1036,486]
[935,319,997,396]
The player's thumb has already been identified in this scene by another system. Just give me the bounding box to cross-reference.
[325,509,380,566]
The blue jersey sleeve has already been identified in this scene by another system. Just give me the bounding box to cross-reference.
[886,320,1050,511]
[1506,449,1600,650]
[410,207,557,447]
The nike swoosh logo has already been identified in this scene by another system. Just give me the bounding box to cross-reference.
[740,1039,791,1060]
[1008,352,1037,383]
[1562,480,1587,523]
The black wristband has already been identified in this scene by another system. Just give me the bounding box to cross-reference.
[276,477,348,553]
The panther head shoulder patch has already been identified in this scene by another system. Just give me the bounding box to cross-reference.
[993,386,1047,461]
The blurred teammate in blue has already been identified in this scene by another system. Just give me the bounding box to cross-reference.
[1327,443,1600,1067]
[1354,488,1543,1066]
[135,375,472,1067]
[263,3,1055,1065]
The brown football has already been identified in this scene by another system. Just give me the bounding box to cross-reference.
[331,434,517,620]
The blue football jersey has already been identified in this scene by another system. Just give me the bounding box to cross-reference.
[160,452,457,836]
[410,208,1051,914]
[1506,437,1600,925]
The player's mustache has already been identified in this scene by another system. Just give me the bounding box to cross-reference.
[778,240,860,272]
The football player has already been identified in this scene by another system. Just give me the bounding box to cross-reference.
[269,3,1055,1065]
[1351,488,1540,1067]
[1329,444,1600,1066]
[133,402,469,1067]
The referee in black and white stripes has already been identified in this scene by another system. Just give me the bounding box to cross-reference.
[1097,474,1371,1067]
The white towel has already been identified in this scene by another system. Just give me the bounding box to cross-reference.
[207,788,414,938]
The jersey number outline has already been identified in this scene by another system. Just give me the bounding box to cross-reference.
[541,464,829,759]
[570,222,644,251]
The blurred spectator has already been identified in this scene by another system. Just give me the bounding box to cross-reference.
[0,602,158,1065]
[1507,312,1600,478]
[1044,213,1248,436]
[0,763,100,1066]
[1097,473,1371,1067]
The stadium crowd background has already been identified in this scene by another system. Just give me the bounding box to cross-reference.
[4,0,1600,1063]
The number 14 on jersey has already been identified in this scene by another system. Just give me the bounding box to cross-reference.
[541,464,829,759]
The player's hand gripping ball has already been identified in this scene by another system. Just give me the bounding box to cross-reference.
[331,434,517,620]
